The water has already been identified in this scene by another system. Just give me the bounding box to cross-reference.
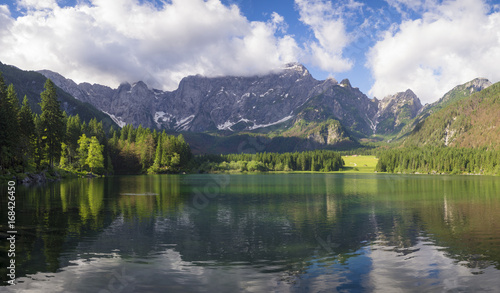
[1,173,500,292]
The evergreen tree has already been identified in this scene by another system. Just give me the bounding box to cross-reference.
[0,73,9,169]
[40,79,65,167]
[33,114,44,170]
[0,84,21,168]
[153,134,162,167]
[18,96,35,169]
[65,115,82,167]
[60,142,69,168]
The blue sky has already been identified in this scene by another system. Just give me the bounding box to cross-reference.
[1,0,500,103]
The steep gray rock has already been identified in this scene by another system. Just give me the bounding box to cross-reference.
[39,63,423,137]
[38,70,114,108]
[374,89,423,135]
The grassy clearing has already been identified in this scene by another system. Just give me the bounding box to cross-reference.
[341,155,378,173]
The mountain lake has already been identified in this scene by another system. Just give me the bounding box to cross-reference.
[1,173,500,292]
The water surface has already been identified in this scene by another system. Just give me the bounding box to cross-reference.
[1,174,500,292]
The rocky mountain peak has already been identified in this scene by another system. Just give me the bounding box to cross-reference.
[132,80,148,89]
[115,82,132,95]
[380,89,421,108]
[463,78,492,93]
[373,89,423,135]
[283,62,308,73]
[340,79,352,88]
[437,78,492,106]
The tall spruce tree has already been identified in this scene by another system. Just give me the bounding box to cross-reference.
[18,96,36,169]
[40,79,65,167]
[33,114,44,170]
[0,83,21,168]
[0,73,8,169]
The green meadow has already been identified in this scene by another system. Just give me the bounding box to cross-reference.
[341,155,378,173]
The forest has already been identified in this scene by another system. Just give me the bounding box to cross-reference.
[376,146,500,175]
[193,150,344,173]
[0,73,192,177]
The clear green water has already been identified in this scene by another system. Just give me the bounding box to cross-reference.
[1,173,500,292]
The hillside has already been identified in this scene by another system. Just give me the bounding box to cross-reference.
[0,62,117,130]
[397,78,491,140]
[402,81,500,149]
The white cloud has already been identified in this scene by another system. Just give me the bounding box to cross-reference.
[16,0,58,10]
[295,0,358,73]
[368,0,500,103]
[0,5,13,39]
[0,0,300,90]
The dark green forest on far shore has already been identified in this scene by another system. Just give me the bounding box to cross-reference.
[376,146,500,175]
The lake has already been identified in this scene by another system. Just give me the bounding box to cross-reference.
[1,173,500,292]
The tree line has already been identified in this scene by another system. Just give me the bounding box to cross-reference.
[376,146,500,175]
[0,73,192,176]
[194,150,344,173]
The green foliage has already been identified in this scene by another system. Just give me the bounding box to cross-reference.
[194,150,344,173]
[77,134,90,171]
[402,81,500,149]
[107,126,192,174]
[86,136,105,172]
[376,146,500,175]
[40,79,65,167]
[0,73,123,176]
[0,79,21,168]
[18,96,36,169]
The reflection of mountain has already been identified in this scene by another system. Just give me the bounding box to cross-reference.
[1,174,500,290]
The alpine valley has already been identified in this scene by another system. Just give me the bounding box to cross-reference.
[2,61,498,154]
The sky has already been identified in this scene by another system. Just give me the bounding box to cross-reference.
[1,0,500,104]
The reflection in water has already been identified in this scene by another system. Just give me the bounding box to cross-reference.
[1,174,500,291]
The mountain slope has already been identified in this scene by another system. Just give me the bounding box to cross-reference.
[0,62,117,130]
[374,89,422,135]
[397,78,491,140]
[403,81,500,149]
[39,63,423,139]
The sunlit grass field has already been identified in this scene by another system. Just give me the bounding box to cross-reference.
[341,155,378,173]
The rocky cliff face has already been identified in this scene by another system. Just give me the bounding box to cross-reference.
[39,63,424,137]
[374,89,423,135]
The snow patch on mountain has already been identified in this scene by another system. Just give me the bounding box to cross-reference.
[103,111,126,128]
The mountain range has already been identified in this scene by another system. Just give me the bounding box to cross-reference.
[2,60,498,153]
[0,61,117,131]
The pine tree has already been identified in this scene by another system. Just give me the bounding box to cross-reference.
[0,84,21,168]
[33,114,44,170]
[60,142,69,168]
[153,134,163,167]
[65,115,82,167]
[0,73,9,169]
[18,96,36,169]
[40,79,65,167]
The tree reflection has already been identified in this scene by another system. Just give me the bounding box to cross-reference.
[1,174,499,286]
